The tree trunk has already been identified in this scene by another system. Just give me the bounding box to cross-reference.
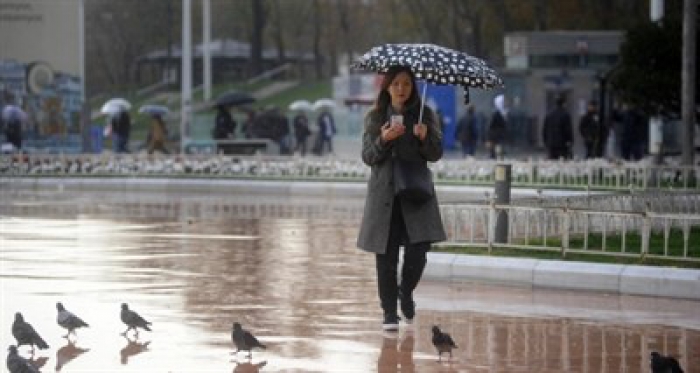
[250,0,266,75]
[682,0,697,165]
[312,0,323,78]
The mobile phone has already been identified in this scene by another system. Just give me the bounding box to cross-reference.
[390,115,404,126]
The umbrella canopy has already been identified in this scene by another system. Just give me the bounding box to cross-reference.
[352,43,503,104]
[312,98,336,111]
[215,91,255,107]
[100,102,127,115]
[1,105,26,123]
[138,104,169,116]
[102,98,132,111]
[288,100,314,111]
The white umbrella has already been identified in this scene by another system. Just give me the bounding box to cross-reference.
[288,100,313,111]
[313,99,336,111]
[101,98,131,114]
[1,105,27,122]
[100,102,126,115]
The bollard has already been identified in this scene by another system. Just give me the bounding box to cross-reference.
[494,164,512,243]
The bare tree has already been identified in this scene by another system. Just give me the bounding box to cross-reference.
[250,0,268,75]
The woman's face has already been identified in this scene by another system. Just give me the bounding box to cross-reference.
[387,71,413,108]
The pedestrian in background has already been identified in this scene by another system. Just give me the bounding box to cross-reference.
[486,94,507,159]
[542,95,573,160]
[619,102,647,161]
[579,100,605,158]
[146,114,169,154]
[357,65,446,331]
[315,108,336,155]
[293,110,311,156]
[455,104,478,156]
[112,110,132,153]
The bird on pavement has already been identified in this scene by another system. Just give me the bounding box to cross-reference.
[651,351,684,373]
[431,325,457,362]
[120,303,152,336]
[6,345,40,373]
[231,322,266,359]
[56,302,89,338]
[12,313,49,352]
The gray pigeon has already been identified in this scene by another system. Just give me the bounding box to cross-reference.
[6,345,40,373]
[56,303,89,337]
[12,313,49,351]
[120,303,152,335]
[431,325,457,362]
[231,322,266,358]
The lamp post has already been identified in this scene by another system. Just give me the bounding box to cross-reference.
[181,0,192,154]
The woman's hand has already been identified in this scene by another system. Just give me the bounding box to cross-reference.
[413,123,427,142]
[381,121,405,143]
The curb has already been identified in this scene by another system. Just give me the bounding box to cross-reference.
[424,252,700,300]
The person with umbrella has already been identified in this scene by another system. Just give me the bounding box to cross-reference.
[212,105,237,153]
[140,105,170,155]
[2,101,26,152]
[292,108,311,156]
[356,66,446,331]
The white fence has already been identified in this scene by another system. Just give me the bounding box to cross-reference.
[440,202,700,263]
[1,154,698,191]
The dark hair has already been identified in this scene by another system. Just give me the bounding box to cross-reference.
[374,66,421,116]
[555,95,566,106]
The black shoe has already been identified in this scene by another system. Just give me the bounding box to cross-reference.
[399,290,415,322]
[382,314,400,331]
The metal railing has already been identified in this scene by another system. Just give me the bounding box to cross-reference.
[440,202,700,263]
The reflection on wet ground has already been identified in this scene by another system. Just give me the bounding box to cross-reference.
[1,189,699,372]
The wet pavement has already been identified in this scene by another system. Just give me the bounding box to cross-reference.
[1,188,699,372]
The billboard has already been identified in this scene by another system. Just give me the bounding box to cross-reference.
[0,0,83,147]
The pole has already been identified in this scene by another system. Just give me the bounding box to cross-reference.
[78,0,85,103]
[494,164,512,243]
[181,0,192,154]
[649,0,665,169]
[682,0,697,166]
[203,0,212,102]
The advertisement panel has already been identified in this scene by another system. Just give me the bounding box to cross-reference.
[0,0,83,151]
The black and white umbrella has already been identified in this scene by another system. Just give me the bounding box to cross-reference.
[352,43,503,106]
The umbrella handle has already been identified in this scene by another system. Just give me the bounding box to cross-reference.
[418,83,427,124]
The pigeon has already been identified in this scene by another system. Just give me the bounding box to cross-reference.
[12,313,49,351]
[431,325,457,362]
[120,303,152,335]
[56,303,89,337]
[651,351,684,373]
[231,322,266,358]
[6,345,40,373]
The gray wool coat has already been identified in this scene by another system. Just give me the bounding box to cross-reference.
[356,105,447,254]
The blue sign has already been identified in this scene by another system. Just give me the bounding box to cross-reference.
[417,82,457,149]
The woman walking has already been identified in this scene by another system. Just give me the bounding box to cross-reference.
[357,66,446,331]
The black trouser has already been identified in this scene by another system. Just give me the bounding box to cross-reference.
[375,198,430,317]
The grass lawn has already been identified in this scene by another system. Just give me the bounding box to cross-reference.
[436,227,700,269]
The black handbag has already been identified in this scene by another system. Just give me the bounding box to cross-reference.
[392,157,434,202]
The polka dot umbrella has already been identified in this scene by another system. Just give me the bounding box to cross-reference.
[352,43,504,106]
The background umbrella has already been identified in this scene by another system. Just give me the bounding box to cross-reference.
[138,104,170,116]
[101,98,131,111]
[100,102,127,115]
[215,91,255,107]
[312,98,336,111]
[288,100,314,111]
[1,105,27,123]
[352,43,503,108]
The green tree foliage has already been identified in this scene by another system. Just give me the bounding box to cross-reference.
[612,16,699,118]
